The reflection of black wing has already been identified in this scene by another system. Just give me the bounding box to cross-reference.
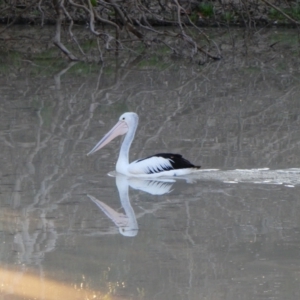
[129,177,175,195]
[136,153,201,174]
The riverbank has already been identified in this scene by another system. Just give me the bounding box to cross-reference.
[1,0,300,28]
[1,1,300,63]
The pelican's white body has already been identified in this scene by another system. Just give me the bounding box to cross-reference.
[119,158,199,177]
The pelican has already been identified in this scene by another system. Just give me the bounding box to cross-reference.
[87,112,200,177]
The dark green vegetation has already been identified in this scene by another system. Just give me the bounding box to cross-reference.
[269,4,300,21]
[0,1,300,63]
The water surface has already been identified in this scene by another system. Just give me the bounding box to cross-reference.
[1,27,300,300]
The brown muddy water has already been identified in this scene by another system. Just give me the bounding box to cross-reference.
[1,26,300,300]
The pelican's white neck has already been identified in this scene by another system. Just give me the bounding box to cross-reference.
[116,117,138,174]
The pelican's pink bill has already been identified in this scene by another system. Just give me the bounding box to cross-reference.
[87,120,128,156]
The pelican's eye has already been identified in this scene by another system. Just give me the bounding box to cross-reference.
[122,117,125,120]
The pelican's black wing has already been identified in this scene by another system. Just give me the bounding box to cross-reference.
[135,153,200,174]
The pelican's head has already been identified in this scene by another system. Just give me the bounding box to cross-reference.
[87,112,139,156]
[118,112,139,127]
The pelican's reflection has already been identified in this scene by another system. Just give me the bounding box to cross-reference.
[87,175,175,237]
